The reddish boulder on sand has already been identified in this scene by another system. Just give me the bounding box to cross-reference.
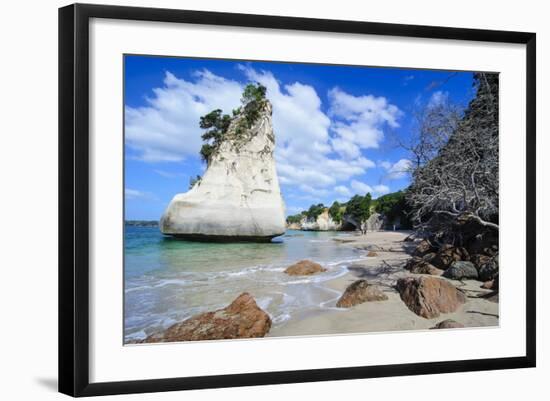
[336,280,388,307]
[396,276,466,319]
[405,258,443,275]
[284,260,327,276]
[432,246,470,269]
[481,280,495,290]
[431,319,465,329]
[410,261,444,276]
[142,293,272,343]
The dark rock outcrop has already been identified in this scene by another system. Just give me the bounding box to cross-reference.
[395,276,466,319]
[431,319,465,329]
[432,245,470,269]
[442,261,479,280]
[478,257,499,281]
[405,258,444,275]
[284,260,327,276]
[336,280,388,307]
[413,240,434,257]
[142,293,271,343]
[410,261,444,276]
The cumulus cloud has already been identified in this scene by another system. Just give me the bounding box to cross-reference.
[125,70,243,162]
[334,185,352,197]
[381,158,412,180]
[328,88,402,158]
[373,184,390,195]
[350,180,390,196]
[239,66,377,194]
[125,67,402,206]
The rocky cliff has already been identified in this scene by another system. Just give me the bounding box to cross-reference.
[160,101,286,241]
[300,209,342,231]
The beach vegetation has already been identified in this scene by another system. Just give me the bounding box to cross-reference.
[405,72,499,244]
[328,201,344,223]
[305,203,326,221]
[286,213,305,224]
[345,193,372,234]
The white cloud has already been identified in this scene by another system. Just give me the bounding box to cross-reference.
[334,185,351,197]
[350,181,390,196]
[125,70,243,162]
[373,184,390,195]
[126,67,399,205]
[153,169,185,178]
[350,180,373,194]
[382,158,412,180]
[125,188,156,200]
[328,88,402,158]
[239,66,376,193]
[428,90,449,108]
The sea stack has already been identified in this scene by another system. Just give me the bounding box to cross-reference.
[160,100,286,242]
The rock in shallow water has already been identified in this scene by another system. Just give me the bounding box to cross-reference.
[160,101,286,242]
[396,276,466,319]
[284,260,326,276]
[142,293,271,343]
[336,280,388,307]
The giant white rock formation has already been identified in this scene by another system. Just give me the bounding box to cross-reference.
[160,100,286,242]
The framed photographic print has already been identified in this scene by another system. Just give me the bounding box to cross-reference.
[58,3,536,397]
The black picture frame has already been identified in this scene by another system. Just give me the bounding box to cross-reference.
[59,3,536,397]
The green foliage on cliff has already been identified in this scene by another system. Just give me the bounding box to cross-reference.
[198,83,268,164]
[346,193,372,233]
[375,190,412,228]
[199,109,232,163]
[286,213,305,224]
[306,203,325,221]
[328,201,344,223]
[286,190,412,230]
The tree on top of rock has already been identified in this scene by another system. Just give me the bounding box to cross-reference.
[345,193,372,234]
[199,83,268,164]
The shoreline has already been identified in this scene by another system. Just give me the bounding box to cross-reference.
[268,230,498,338]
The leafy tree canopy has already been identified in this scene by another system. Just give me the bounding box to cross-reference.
[198,83,268,164]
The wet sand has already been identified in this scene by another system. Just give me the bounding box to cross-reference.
[268,231,499,337]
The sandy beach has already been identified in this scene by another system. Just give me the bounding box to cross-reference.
[269,230,499,338]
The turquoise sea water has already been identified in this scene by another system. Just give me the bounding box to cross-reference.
[124,226,362,341]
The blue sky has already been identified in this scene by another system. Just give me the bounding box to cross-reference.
[124,55,475,220]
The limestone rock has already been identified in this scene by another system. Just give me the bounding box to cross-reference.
[396,276,466,319]
[160,101,286,241]
[284,260,327,276]
[142,293,271,342]
[431,319,465,329]
[442,261,478,280]
[336,280,388,307]
[301,209,341,231]
[364,212,386,231]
